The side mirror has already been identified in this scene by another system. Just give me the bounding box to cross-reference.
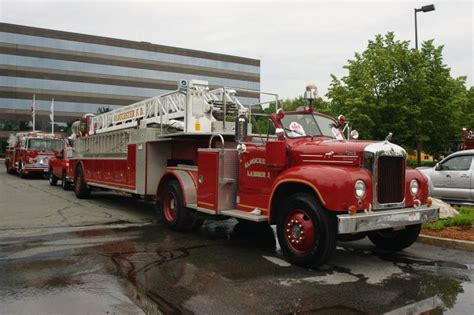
[235,115,248,143]
[435,163,441,171]
[57,154,63,159]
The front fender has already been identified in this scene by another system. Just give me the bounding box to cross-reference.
[405,168,430,206]
[269,165,373,213]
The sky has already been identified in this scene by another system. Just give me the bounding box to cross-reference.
[1,0,473,101]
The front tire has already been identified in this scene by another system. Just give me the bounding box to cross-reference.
[61,172,71,190]
[157,179,203,232]
[49,168,58,186]
[74,166,90,199]
[276,193,337,266]
[368,224,421,251]
[18,162,28,178]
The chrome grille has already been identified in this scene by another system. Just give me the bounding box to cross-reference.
[377,156,404,204]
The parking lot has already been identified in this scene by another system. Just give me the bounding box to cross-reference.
[0,169,473,314]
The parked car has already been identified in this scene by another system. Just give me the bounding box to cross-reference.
[48,146,74,190]
[418,149,473,204]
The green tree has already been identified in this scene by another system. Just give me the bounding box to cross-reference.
[327,32,470,164]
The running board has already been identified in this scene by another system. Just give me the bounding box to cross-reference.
[220,210,268,222]
[187,204,269,222]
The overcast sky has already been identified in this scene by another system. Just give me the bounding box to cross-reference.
[1,0,473,100]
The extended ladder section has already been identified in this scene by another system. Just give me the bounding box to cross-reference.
[88,80,248,136]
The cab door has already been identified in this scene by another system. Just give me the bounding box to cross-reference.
[53,149,65,176]
[431,154,473,200]
[237,144,280,212]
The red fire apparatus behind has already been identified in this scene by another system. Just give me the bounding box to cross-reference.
[70,80,439,266]
[461,128,474,150]
[5,132,65,178]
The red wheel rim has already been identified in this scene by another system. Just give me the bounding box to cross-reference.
[163,192,177,222]
[284,209,315,253]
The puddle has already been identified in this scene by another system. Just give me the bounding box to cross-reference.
[0,221,473,314]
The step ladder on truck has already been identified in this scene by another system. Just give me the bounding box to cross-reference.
[70,80,439,266]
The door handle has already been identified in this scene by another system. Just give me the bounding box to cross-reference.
[460,174,470,178]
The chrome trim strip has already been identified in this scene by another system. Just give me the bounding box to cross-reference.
[302,160,354,164]
[333,155,358,159]
[337,206,439,234]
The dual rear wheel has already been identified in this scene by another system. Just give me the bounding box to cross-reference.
[158,179,203,232]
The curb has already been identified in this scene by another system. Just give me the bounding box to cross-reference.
[418,234,474,251]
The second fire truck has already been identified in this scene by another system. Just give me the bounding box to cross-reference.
[70,80,439,266]
[5,131,65,178]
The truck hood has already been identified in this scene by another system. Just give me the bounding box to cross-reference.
[289,138,381,166]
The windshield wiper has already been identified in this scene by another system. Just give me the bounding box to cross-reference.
[284,127,305,136]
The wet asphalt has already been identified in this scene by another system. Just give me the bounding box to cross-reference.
[0,169,473,314]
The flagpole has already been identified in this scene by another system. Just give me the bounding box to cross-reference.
[50,98,54,135]
[32,94,36,131]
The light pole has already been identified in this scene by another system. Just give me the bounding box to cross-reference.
[414,4,435,50]
[414,4,435,167]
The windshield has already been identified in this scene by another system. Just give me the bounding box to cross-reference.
[28,139,65,151]
[281,114,342,139]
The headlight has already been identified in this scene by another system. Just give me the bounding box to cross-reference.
[410,179,419,195]
[354,180,366,198]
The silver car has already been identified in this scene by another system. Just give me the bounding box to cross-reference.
[418,149,474,204]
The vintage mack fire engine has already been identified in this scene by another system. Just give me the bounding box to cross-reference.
[5,131,65,178]
[70,80,439,266]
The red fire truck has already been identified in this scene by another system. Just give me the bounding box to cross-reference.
[48,146,74,189]
[5,131,65,178]
[461,128,474,150]
[70,80,439,266]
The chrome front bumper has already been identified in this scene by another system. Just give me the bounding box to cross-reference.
[337,206,439,234]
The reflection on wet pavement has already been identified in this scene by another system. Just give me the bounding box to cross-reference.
[0,219,473,314]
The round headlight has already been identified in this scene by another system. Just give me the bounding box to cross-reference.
[354,180,366,198]
[410,179,419,195]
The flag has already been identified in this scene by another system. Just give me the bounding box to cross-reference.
[49,98,54,122]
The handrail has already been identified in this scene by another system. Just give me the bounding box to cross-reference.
[208,134,225,150]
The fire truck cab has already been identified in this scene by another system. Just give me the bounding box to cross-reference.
[70,81,439,266]
[5,132,65,178]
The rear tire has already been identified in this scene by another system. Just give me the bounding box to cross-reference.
[6,162,15,175]
[61,172,71,190]
[157,179,203,232]
[368,224,421,251]
[276,193,337,267]
[49,168,58,186]
[74,166,90,199]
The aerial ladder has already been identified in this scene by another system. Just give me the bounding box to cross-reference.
[88,79,248,136]
[73,80,253,158]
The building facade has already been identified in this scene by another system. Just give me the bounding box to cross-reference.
[0,23,260,154]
